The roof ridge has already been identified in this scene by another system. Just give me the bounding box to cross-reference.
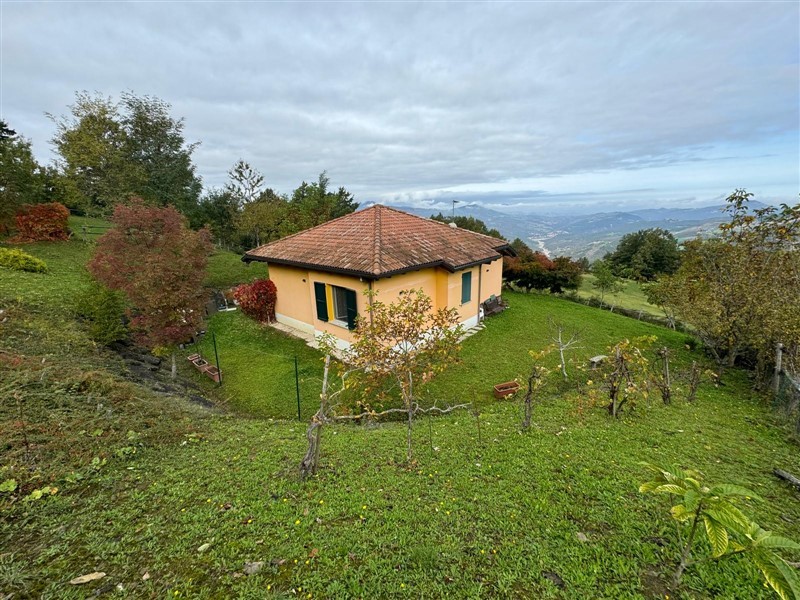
[389,206,509,245]
[372,205,383,273]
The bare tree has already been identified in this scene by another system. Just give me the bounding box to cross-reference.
[548,316,582,380]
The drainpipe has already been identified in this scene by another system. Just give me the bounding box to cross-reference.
[368,279,374,327]
[477,266,483,324]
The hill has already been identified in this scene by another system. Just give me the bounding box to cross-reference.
[384,201,767,260]
[1,226,798,598]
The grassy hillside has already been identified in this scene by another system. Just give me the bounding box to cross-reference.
[2,232,799,598]
[577,274,661,316]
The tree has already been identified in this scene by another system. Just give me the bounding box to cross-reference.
[503,238,581,294]
[235,188,289,247]
[226,159,265,207]
[640,463,800,596]
[190,188,241,249]
[591,259,624,305]
[548,316,582,380]
[0,120,54,232]
[49,91,201,216]
[87,199,212,376]
[287,171,358,231]
[330,289,464,461]
[430,213,504,239]
[605,228,681,281]
[119,92,202,215]
[649,190,800,379]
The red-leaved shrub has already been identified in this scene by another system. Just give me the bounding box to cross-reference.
[233,278,277,323]
[12,203,70,242]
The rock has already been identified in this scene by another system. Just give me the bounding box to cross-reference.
[243,561,265,576]
[542,571,565,588]
[69,572,106,585]
[576,532,589,542]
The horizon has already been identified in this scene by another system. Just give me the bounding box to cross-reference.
[3,2,798,213]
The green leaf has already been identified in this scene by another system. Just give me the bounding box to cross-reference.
[0,478,17,493]
[758,534,800,551]
[751,550,798,600]
[684,488,700,511]
[709,484,762,501]
[704,505,752,534]
[671,504,694,522]
[639,480,661,493]
[653,484,685,495]
[703,515,729,557]
[769,554,800,600]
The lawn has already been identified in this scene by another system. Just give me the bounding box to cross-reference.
[2,235,800,599]
[577,274,662,317]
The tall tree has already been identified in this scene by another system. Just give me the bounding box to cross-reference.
[191,188,241,249]
[0,120,53,232]
[49,91,201,216]
[236,189,289,247]
[88,199,212,375]
[120,92,202,214]
[288,171,358,230]
[605,228,681,281]
[226,159,265,207]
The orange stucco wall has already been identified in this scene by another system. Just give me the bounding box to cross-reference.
[267,256,505,344]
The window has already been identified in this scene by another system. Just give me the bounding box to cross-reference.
[461,271,472,304]
[331,285,350,324]
[313,282,358,330]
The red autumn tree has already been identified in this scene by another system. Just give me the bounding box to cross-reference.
[88,198,212,374]
[12,202,70,242]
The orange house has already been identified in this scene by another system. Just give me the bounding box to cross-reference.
[242,205,514,348]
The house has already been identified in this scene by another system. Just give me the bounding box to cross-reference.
[242,205,514,347]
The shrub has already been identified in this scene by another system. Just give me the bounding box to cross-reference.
[12,203,70,242]
[0,247,47,273]
[233,278,277,322]
[75,282,128,345]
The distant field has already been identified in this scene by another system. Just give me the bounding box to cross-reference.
[577,273,662,316]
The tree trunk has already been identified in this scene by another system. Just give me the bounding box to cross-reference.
[405,372,414,462]
[673,508,702,587]
[171,352,177,379]
[299,356,330,480]
[559,347,567,380]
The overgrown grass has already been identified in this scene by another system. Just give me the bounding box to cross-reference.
[2,236,800,598]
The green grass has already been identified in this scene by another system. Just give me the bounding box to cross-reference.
[2,235,800,599]
[205,250,268,289]
[577,274,661,316]
[184,311,323,419]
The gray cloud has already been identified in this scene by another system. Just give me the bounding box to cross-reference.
[2,1,797,212]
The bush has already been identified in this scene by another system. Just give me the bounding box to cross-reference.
[0,247,47,273]
[12,203,70,242]
[75,282,128,345]
[233,278,277,323]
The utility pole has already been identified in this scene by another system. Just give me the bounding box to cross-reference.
[452,199,459,220]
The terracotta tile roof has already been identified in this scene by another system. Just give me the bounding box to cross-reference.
[243,205,513,279]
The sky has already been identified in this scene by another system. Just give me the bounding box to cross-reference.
[2,1,798,215]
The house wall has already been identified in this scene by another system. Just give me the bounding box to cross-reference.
[267,257,505,347]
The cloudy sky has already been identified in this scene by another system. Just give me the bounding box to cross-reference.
[2,1,798,214]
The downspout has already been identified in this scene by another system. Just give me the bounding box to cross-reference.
[368,279,374,327]
[477,266,483,324]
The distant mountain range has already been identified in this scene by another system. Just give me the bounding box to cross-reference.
[383,201,766,261]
